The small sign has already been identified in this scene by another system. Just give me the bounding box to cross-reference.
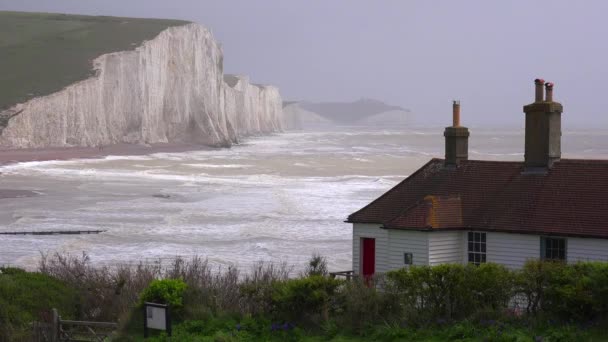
[143,302,171,338]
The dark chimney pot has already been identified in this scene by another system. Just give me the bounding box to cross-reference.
[523,80,563,170]
[444,100,469,167]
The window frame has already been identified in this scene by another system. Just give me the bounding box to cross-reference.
[404,252,413,265]
[467,231,487,265]
[540,236,567,261]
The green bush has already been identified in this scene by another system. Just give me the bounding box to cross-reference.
[0,268,80,341]
[335,278,398,333]
[272,275,343,324]
[139,278,187,309]
[470,263,513,312]
[518,261,608,321]
[386,264,473,322]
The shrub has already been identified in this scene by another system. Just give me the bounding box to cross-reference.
[470,263,514,312]
[238,261,292,317]
[335,277,398,333]
[39,252,161,321]
[386,264,472,322]
[139,278,188,309]
[387,263,516,323]
[302,254,328,277]
[522,261,608,321]
[515,260,569,316]
[272,275,343,324]
[581,262,608,317]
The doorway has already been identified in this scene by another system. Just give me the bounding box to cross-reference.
[361,237,375,278]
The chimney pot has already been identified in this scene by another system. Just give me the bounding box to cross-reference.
[452,100,460,127]
[534,78,545,102]
[545,82,554,102]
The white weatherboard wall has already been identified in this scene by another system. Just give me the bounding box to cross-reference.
[352,227,608,273]
[0,23,283,148]
[429,231,463,265]
[352,223,389,275]
[567,237,608,263]
[484,232,539,269]
[353,227,467,274]
[388,230,429,269]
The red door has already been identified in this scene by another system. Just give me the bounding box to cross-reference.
[361,238,376,279]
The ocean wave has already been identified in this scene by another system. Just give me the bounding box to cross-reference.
[183,163,252,169]
[103,155,153,161]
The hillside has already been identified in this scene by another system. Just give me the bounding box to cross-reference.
[283,99,411,129]
[298,98,409,124]
[0,11,188,110]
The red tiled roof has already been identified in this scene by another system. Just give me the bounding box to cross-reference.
[347,158,608,239]
[393,195,463,229]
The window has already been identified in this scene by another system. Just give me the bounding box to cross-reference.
[468,232,486,265]
[404,253,413,265]
[541,237,566,261]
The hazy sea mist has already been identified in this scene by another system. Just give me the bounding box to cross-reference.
[1,126,607,271]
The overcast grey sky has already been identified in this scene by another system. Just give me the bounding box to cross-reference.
[1,1,607,127]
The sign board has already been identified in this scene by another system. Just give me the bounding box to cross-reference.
[143,302,171,337]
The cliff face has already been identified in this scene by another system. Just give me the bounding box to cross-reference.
[223,75,282,140]
[0,23,283,148]
[282,103,331,130]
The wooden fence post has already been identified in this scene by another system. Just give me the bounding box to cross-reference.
[51,308,59,342]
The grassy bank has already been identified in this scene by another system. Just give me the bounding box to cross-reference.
[0,267,79,341]
[0,11,188,110]
[123,318,608,341]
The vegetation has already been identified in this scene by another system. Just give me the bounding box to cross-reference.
[3,254,608,341]
[139,278,188,314]
[0,266,79,341]
[0,11,188,110]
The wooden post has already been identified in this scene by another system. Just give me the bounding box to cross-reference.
[143,306,148,338]
[51,308,59,342]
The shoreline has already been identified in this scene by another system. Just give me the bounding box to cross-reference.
[0,142,216,166]
[0,142,216,199]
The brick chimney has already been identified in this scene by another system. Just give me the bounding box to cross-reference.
[444,100,469,167]
[523,79,563,170]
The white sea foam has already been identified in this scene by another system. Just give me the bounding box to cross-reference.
[183,163,252,169]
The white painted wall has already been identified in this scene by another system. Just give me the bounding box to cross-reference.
[352,225,608,274]
[388,230,430,269]
[429,231,464,265]
[567,237,608,263]
[484,232,539,269]
[352,223,389,275]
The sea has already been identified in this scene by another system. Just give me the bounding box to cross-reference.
[1,126,607,272]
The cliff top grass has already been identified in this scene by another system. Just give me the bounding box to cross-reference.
[0,11,189,110]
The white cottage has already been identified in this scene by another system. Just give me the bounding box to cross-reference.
[347,80,608,278]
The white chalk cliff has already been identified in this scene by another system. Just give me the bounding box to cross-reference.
[282,103,331,130]
[0,23,283,148]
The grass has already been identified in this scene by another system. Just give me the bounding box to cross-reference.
[0,11,189,110]
[0,267,80,341]
[116,317,608,341]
